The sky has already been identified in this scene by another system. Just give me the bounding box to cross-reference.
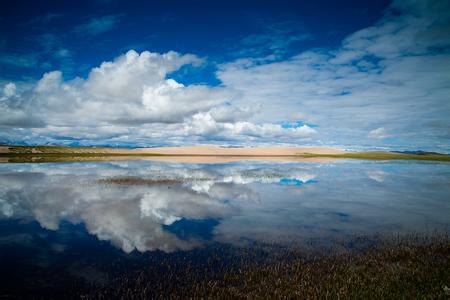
[0,0,449,151]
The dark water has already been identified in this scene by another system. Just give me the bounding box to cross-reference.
[0,160,449,295]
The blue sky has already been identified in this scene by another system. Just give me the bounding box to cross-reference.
[1,0,389,81]
[1,0,449,151]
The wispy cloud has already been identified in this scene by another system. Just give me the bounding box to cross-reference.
[0,53,38,68]
[24,33,75,74]
[74,15,122,36]
[229,21,313,60]
[26,12,63,25]
[368,128,390,140]
[216,0,450,151]
[1,0,449,150]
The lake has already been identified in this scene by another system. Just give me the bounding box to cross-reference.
[1,159,449,296]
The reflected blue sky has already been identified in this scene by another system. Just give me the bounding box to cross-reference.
[0,160,449,253]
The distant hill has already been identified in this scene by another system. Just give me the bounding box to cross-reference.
[392,150,444,156]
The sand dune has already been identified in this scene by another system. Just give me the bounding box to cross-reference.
[130,155,339,163]
[0,146,9,154]
[131,146,345,156]
[3,145,344,155]
[1,145,345,163]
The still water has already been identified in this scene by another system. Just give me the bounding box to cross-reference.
[0,159,449,294]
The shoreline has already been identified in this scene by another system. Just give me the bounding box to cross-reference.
[0,145,449,162]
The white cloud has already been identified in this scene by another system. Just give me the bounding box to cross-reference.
[1,50,222,128]
[368,127,390,140]
[2,82,15,98]
[4,160,447,251]
[367,170,388,182]
[182,112,316,140]
[208,104,260,123]
[216,0,450,151]
[0,161,318,252]
[0,50,316,145]
[1,0,449,150]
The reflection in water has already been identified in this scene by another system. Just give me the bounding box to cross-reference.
[0,160,449,253]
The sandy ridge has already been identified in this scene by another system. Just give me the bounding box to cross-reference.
[1,145,345,156]
[130,146,345,156]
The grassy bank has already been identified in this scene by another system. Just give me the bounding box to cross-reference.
[0,153,163,163]
[301,151,450,162]
[0,145,163,163]
[0,153,164,163]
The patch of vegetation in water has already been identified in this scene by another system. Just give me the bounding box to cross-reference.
[87,234,450,298]
[96,176,211,185]
[6,233,447,299]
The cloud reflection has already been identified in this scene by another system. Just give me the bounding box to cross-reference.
[1,160,449,253]
[0,161,316,252]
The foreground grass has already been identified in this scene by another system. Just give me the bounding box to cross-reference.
[81,235,449,299]
[3,234,449,298]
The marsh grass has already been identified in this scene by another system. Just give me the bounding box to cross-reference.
[3,233,448,298]
[74,233,449,299]
[97,176,212,185]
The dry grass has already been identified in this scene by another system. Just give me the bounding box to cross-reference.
[3,234,448,298]
[78,234,450,299]
[97,176,188,185]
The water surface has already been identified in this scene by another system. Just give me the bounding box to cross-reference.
[0,159,449,294]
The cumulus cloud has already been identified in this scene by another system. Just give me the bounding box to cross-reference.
[0,81,45,128]
[2,0,449,149]
[208,104,260,123]
[0,161,317,252]
[0,49,316,145]
[2,160,449,251]
[2,82,16,98]
[182,112,316,141]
